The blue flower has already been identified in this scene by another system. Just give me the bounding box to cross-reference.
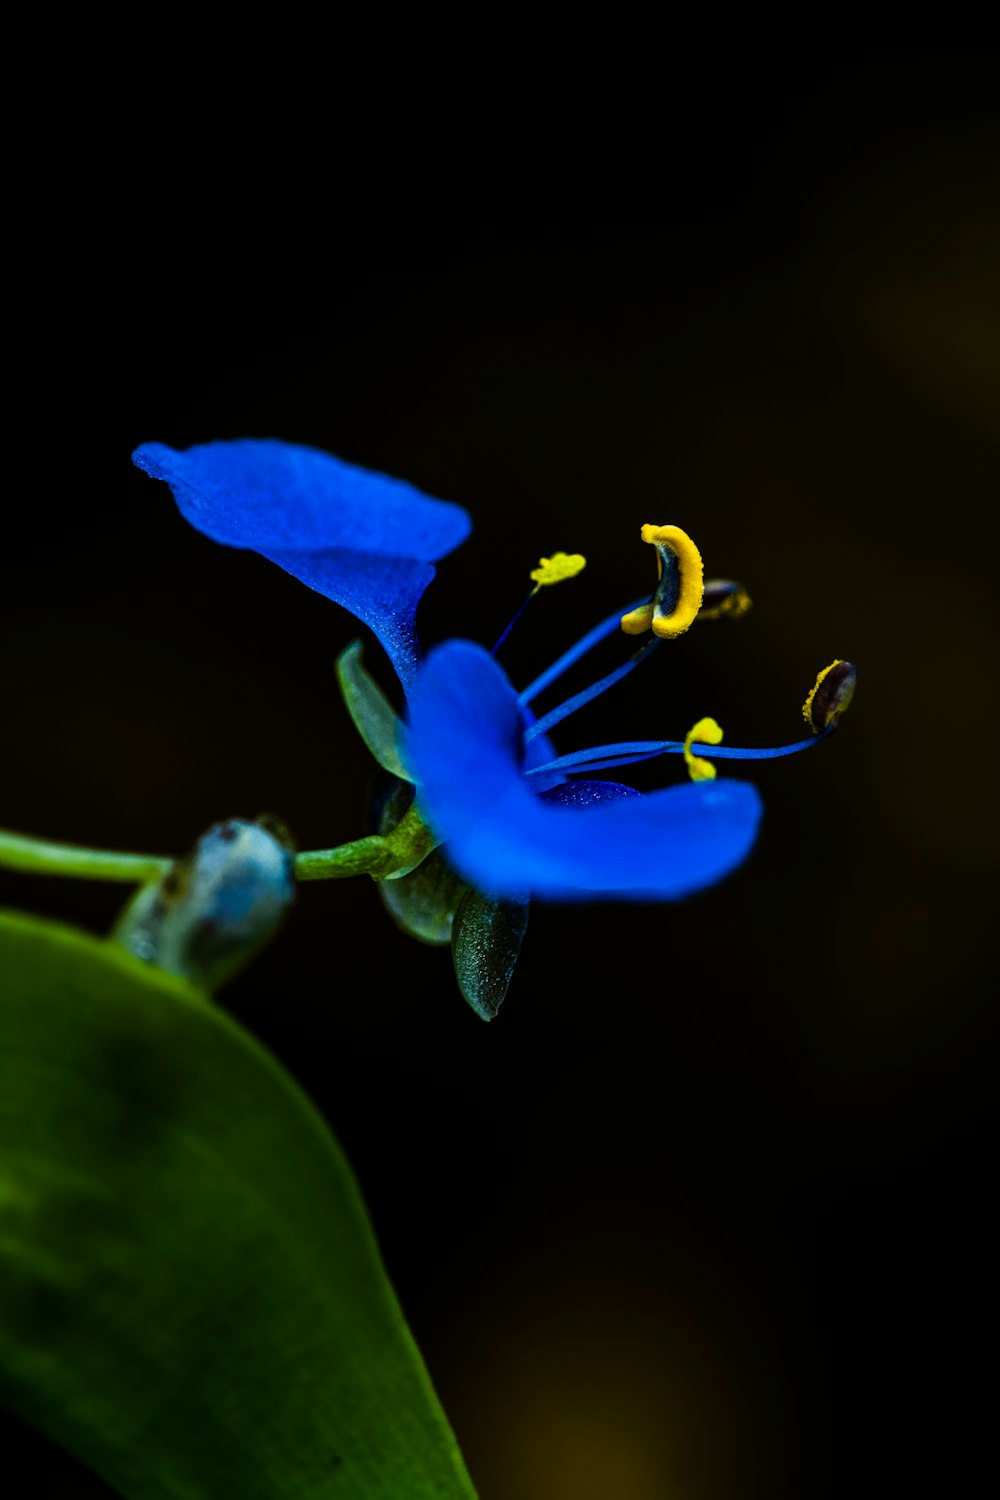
[135,438,855,1017]
[132,439,471,686]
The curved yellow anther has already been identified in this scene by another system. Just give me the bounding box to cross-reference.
[621,523,704,639]
[530,552,586,590]
[684,716,723,781]
[803,659,856,733]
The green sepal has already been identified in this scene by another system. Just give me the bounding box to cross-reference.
[368,772,444,910]
[451,889,530,1022]
[379,848,468,946]
[335,639,412,781]
[0,908,477,1499]
[380,803,440,880]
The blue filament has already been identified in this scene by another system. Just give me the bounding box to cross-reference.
[517,594,651,706]
[522,635,662,743]
[524,725,834,779]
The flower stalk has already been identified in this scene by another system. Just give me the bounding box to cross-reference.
[0,827,173,884]
[0,825,428,886]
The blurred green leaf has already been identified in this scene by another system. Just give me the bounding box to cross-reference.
[0,909,477,1499]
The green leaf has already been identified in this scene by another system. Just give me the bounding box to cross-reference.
[451,890,529,1022]
[335,640,411,781]
[0,909,477,1499]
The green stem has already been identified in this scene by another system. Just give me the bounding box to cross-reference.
[296,807,437,880]
[0,829,173,884]
[295,837,398,881]
[0,822,432,886]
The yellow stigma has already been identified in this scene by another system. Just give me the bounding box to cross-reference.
[684,716,723,781]
[621,523,704,639]
[529,552,587,590]
[802,659,856,733]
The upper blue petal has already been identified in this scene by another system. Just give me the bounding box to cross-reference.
[407,640,764,902]
[133,439,472,685]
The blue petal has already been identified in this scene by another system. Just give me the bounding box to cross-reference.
[407,640,764,902]
[542,780,640,808]
[133,440,472,685]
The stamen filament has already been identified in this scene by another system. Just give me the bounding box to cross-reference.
[524,725,835,777]
[491,593,534,654]
[523,634,662,743]
[518,594,650,706]
[493,552,588,655]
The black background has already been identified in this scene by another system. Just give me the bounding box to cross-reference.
[3,21,1000,1498]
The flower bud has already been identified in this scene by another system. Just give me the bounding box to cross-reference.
[114,815,295,991]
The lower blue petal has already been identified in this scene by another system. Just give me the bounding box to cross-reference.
[542,780,640,808]
[407,640,763,902]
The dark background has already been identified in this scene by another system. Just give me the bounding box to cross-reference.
[3,21,1000,1497]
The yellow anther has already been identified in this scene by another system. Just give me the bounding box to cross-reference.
[802,659,857,733]
[530,552,586,590]
[699,581,752,621]
[621,523,704,639]
[620,601,656,634]
[492,551,587,653]
[684,717,723,781]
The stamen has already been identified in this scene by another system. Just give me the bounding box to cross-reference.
[518,593,650,705]
[683,717,723,781]
[523,634,662,743]
[529,552,586,589]
[621,524,704,639]
[619,600,656,634]
[803,660,857,732]
[523,727,835,780]
[492,550,588,653]
[699,579,752,621]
